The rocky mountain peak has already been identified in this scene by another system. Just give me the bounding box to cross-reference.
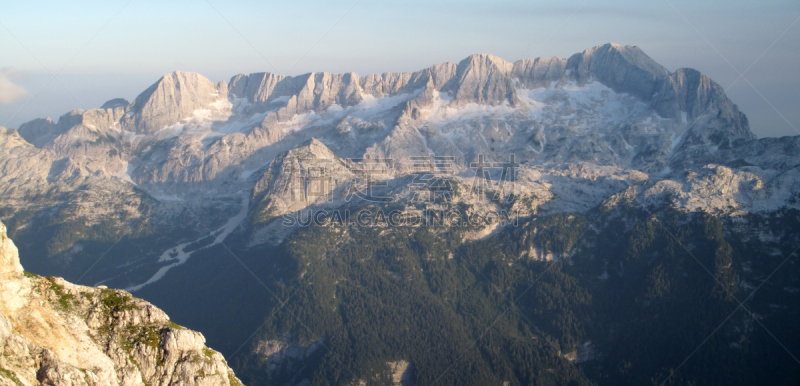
[590,43,667,75]
[457,53,514,74]
[248,138,353,226]
[298,137,337,159]
[228,71,290,106]
[18,106,127,150]
[16,117,59,147]
[122,71,228,134]
[567,43,669,102]
[447,52,518,106]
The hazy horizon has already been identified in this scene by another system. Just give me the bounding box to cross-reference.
[1,0,798,138]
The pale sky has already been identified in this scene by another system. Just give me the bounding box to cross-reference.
[0,0,798,137]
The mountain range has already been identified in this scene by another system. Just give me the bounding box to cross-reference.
[1,43,799,385]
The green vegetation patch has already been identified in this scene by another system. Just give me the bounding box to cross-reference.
[0,367,24,386]
[46,276,78,311]
[227,371,244,386]
[127,325,163,348]
[100,289,137,315]
[120,324,164,370]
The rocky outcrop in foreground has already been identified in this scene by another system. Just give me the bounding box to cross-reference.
[0,221,243,386]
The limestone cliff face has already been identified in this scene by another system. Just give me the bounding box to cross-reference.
[0,221,244,386]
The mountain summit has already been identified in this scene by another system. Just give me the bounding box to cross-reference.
[122,71,229,134]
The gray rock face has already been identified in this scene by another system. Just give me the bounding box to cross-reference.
[512,56,568,88]
[229,72,292,109]
[0,220,244,386]
[668,68,753,142]
[16,117,62,147]
[0,126,54,194]
[17,106,127,149]
[249,138,354,224]
[230,71,363,117]
[122,71,228,134]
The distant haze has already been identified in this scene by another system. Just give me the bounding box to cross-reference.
[1,0,798,137]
